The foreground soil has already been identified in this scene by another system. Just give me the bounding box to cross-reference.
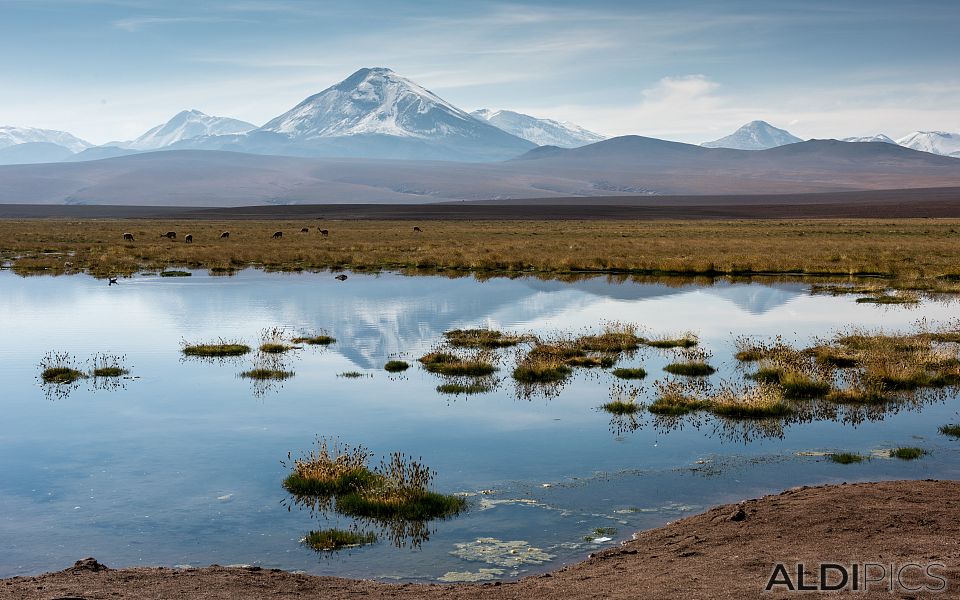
[4,480,958,599]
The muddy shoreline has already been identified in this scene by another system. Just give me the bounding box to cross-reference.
[3,479,958,599]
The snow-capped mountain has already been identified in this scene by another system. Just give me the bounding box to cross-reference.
[0,126,92,153]
[841,134,897,144]
[245,67,534,161]
[896,131,960,158]
[701,120,802,150]
[126,109,256,151]
[470,109,605,148]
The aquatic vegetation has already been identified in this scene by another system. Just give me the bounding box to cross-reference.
[645,333,698,349]
[512,353,572,383]
[437,381,495,395]
[443,328,526,348]
[159,270,191,277]
[889,447,927,460]
[302,528,377,552]
[419,351,496,377]
[257,327,293,354]
[575,322,643,353]
[611,367,647,379]
[664,348,716,377]
[338,371,368,378]
[710,382,791,419]
[283,438,376,496]
[855,292,919,305]
[804,344,859,368]
[649,378,712,415]
[601,383,642,415]
[828,452,866,464]
[240,368,294,380]
[291,334,336,345]
[940,424,960,438]
[39,351,85,384]
[565,355,615,368]
[259,343,292,353]
[584,526,617,541]
[89,353,129,378]
[384,360,410,372]
[733,335,792,362]
[181,340,251,357]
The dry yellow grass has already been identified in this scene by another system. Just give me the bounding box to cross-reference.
[2,218,960,280]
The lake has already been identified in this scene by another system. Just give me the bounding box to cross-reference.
[1,270,958,582]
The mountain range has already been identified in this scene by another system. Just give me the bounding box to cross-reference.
[1,67,958,167]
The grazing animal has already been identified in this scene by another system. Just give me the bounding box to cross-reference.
[220,231,230,239]
[123,232,135,241]
[413,226,423,232]
[300,227,309,233]
[272,231,283,239]
[162,231,176,239]
[184,234,193,243]
[319,229,329,236]
[335,274,348,281]
[108,277,118,285]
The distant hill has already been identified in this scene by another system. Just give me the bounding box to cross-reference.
[702,120,803,150]
[470,109,604,147]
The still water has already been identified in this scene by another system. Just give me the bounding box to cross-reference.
[1,270,958,581]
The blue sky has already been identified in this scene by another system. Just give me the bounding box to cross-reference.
[1,0,958,144]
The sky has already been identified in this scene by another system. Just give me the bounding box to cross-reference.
[0,0,958,145]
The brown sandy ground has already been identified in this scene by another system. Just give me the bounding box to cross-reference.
[3,480,958,599]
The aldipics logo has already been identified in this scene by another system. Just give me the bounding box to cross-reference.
[765,562,947,593]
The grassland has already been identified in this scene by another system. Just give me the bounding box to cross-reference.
[3,219,960,285]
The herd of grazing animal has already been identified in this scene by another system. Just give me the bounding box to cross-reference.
[125,226,426,244]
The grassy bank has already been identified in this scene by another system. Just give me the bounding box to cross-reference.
[3,218,960,282]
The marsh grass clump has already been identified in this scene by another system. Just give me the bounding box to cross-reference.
[710,382,791,419]
[889,447,927,460]
[443,328,526,349]
[855,292,920,305]
[747,350,831,399]
[565,355,614,368]
[339,371,368,378]
[384,360,410,372]
[645,333,698,349]
[89,353,129,378]
[436,381,495,395]
[159,270,191,277]
[940,424,960,438]
[584,526,617,541]
[601,383,642,415]
[575,322,644,353]
[733,335,791,362]
[334,453,466,521]
[663,347,716,377]
[612,367,647,379]
[828,452,866,464]
[302,528,377,552]
[39,351,85,384]
[260,343,292,354]
[240,367,294,380]
[513,350,573,383]
[257,327,294,354]
[649,378,712,415]
[804,345,859,368]
[292,333,336,345]
[419,350,496,377]
[283,438,377,496]
[182,339,251,357]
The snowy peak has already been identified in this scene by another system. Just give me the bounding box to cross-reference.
[128,109,256,151]
[259,67,517,142]
[0,126,92,153]
[701,120,802,150]
[471,109,605,148]
[841,134,896,144]
[896,131,960,158]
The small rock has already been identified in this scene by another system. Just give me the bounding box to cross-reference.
[728,506,747,522]
[68,558,108,573]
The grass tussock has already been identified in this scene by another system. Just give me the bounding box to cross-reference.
[649,378,712,415]
[828,452,866,464]
[436,381,495,395]
[513,350,573,383]
[565,355,615,368]
[664,348,716,377]
[283,438,377,496]
[611,367,647,379]
[384,360,410,372]
[710,382,791,419]
[855,292,920,305]
[889,447,927,460]
[601,384,642,415]
[291,334,336,346]
[339,371,368,378]
[443,328,527,348]
[302,529,377,552]
[90,353,129,378]
[645,333,698,349]
[939,424,960,438]
[39,351,85,383]
[575,322,643,353]
[418,351,496,377]
[260,343,293,354]
[159,270,191,277]
[182,340,251,357]
[240,368,294,380]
